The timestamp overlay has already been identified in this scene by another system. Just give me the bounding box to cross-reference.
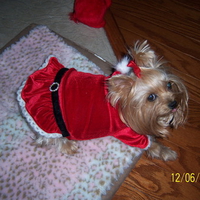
[171,173,200,183]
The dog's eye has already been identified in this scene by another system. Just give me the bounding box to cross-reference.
[147,94,157,102]
[167,82,172,90]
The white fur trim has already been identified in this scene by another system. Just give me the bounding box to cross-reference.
[115,57,131,74]
[17,55,62,139]
[144,135,152,150]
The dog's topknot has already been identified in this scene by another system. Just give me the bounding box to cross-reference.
[115,41,167,75]
[129,40,166,69]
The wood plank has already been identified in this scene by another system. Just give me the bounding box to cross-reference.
[142,0,200,23]
[175,0,200,11]
[187,99,200,128]
[111,0,200,41]
[112,182,153,200]
[112,11,200,59]
[112,0,200,24]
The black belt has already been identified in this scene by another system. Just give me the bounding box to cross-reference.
[49,68,70,137]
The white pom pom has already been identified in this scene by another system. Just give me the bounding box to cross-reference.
[115,57,131,74]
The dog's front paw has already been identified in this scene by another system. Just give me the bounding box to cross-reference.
[60,140,79,155]
[147,141,177,161]
[160,146,177,161]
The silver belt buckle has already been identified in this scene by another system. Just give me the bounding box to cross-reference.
[49,82,59,92]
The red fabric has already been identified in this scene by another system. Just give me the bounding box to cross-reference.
[69,0,111,28]
[21,57,149,149]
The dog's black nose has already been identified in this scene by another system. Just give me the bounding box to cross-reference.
[168,101,178,110]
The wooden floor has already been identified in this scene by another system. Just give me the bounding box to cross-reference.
[104,0,200,199]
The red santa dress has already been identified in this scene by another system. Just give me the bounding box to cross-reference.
[17,56,150,149]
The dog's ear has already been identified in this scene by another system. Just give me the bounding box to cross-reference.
[129,40,156,68]
[107,75,134,107]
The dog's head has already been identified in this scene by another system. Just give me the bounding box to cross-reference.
[108,41,188,137]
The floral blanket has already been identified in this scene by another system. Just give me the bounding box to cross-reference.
[0,25,142,200]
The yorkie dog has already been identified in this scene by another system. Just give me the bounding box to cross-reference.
[17,41,188,161]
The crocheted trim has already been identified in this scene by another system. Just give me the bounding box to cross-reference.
[17,55,62,139]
